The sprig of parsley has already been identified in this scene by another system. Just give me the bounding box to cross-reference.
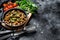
[16,0,38,14]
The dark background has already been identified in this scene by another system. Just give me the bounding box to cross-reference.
[0,0,60,40]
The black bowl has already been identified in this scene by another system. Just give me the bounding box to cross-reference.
[3,8,27,28]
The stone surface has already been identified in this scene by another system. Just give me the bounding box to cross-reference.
[0,0,60,40]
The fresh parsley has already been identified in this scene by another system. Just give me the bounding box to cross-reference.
[16,0,38,14]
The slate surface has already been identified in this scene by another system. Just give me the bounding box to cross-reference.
[0,0,60,40]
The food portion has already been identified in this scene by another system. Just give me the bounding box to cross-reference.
[3,0,38,14]
[2,0,38,26]
[4,10,27,26]
[3,2,17,11]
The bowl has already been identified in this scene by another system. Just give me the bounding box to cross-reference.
[2,8,28,28]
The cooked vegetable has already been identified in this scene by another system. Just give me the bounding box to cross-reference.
[3,2,17,11]
[8,2,13,5]
[13,3,17,7]
[3,4,8,7]
[9,5,13,8]
[16,0,38,14]
[4,7,8,11]
[4,10,27,26]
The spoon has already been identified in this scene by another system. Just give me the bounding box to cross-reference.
[0,25,36,40]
